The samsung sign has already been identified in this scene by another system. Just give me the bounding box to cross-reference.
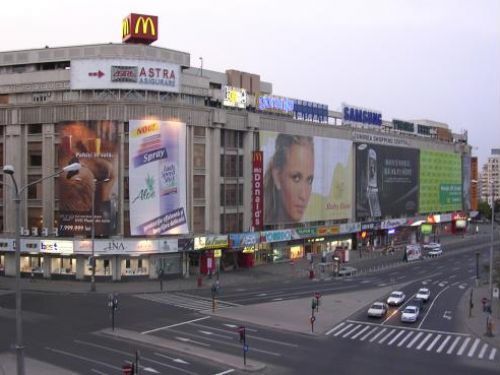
[257,95,294,115]
[343,104,382,126]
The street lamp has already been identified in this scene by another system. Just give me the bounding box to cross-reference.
[90,177,110,292]
[2,162,80,375]
[489,179,495,305]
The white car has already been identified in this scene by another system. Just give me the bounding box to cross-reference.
[416,288,431,302]
[387,291,406,306]
[424,242,442,256]
[401,305,420,323]
[367,302,389,318]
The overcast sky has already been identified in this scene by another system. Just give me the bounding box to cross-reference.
[2,0,498,165]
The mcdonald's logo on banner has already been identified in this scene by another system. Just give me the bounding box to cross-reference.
[122,13,158,45]
[252,151,264,230]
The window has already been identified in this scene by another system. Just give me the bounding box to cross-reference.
[193,126,206,137]
[220,184,243,206]
[220,213,243,233]
[124,177,129,200]
[221,130,243,148]
[126,259,131,268]
[193,206,205,233]
[27,175,42,199]
[221,155,243,177]
[193,144,205,169]
[29,153,42,167]
[193,175,205,199]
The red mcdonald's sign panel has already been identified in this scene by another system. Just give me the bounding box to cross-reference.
[122,13,158,45]
[252,151,264,231]
[471,157,478,210]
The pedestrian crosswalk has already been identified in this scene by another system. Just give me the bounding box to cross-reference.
[134,292,241,312]
[326,320,498,361]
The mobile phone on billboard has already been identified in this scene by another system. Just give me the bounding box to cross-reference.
[367,148,381,217]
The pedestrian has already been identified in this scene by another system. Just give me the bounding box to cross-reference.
[159,268,164,292]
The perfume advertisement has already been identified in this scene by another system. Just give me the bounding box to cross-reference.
[128,119,188,236]
[356,143,419,220]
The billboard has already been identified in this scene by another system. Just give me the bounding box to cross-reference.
[260,131,353,225]
[70,59,180,92]
[257,94,294,116]
[343,104,382,126]
[355,143,419,219]
[57,121,119,237]
[252,151,264,230]
[471,157,478,210]
[223,86,247,108]
[419,150,462,213]
[128,120,188,235]
[122,13,158,45]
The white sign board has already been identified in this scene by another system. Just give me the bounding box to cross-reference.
[493,287,499,299]
[70,59,180,93]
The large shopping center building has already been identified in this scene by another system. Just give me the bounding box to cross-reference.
[0,19,476,281]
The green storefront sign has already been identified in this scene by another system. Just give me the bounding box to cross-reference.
[419,150,462,213]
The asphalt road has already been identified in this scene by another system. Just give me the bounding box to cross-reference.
[0,235,499,374]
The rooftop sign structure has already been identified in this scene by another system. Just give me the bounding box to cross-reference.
[122,13,158,45]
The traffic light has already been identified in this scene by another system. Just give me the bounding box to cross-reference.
[122,362,134,375]
[238,326,246,343]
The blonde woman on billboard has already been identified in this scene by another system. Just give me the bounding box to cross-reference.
[264,134,314,224]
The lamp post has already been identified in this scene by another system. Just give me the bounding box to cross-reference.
[2,162,80,375]
[90,178,110,292]
[489,179,495,305]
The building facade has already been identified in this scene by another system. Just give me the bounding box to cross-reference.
[0,42,472,281]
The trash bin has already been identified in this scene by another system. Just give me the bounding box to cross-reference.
[197,276,203,287]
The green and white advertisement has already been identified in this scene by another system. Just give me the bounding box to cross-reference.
[419,150,462,213]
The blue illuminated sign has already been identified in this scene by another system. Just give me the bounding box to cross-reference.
[257,95,294,115]
[343,105,382,126]
[294,100,328,123]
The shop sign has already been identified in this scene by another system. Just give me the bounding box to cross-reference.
[380,218,407,230]
[260,230,291,243]
[316,226,340,236]
[361,221,380,231]
[339,222,361,234]
[122,13,158,45]
[40,240,74,254]
[194,235,229,250]
[242,246,255,253]
[291,227,317,239]
[159,239,179,253]
[21,239,40,253]
[229,232,260,248]
[252,151,264,230]
[214,249,222,258]
[75,239,158,254]
[257,94,294,115]
[293,100,329,123]
[0,239,15,252]
[421,224,433,234]
[343,104,382,126]
[452,212,467,221]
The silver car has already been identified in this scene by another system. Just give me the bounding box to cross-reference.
[367,302,388,318]
[387,291,406,306]
[401,305,420,323]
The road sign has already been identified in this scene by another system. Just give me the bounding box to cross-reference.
[310,316,316,323]
[244,344,249,352]
[493,288,499,298]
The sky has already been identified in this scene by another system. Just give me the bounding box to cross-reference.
[1,0,499,165]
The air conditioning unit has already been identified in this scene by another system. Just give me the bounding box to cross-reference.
[23,229,30,236]
[52,227,59,237]
[31,227,39,236]
[42,227,49,237]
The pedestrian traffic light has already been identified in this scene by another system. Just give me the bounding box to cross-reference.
[238,326,246,343]
[122,362,134,375]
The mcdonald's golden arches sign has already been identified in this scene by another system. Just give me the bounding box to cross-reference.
[122,13,158,45]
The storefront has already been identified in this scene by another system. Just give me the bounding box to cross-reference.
[41,239,76,280]
[229,232,260,268]
[259,229,294,263]
[193,235,228,274]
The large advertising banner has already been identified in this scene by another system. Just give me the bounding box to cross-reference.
[57,121,119,237]
[260,131,353,225]
[462,155,471,212]
[128,120,188,235]
[419,150,462,213]
[471,157,478,210]
[355,143,419,219]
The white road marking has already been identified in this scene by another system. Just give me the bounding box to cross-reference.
[272,298,284,301]
[416,333,433,350]
[346,319,470,337]
[406,332,423,348]
[325,322,346,336]
[199,330,213,335]
[397,331,414,347]
[360,327,379,341]
[91,370,108,375]
[426,334,442,351]
[467,338,481,357]
[456,337,471,356]
[369,328,387,343]
[351,325,371,339]
[387,330,405,346]
[333,323,353,337]
[489,348,497,360]
[418,286,450,329]
[224,324,238,328]
[459,284,467,289]
[378,329,396,344]
[175,337,210,347]
[478,343,489,359]
[257,293,268,297]
[141,317,210,334]
[437,335,451,353]
[155,353,190,364]
[342,325,362,338]
[213,370,235,375]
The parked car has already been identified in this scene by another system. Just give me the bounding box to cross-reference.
[401,305,420,323]
[424,242,442,257]
[416,288,431,302]
[367,302,389,318]
[337,266,357,277]
[387,291,406,306]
